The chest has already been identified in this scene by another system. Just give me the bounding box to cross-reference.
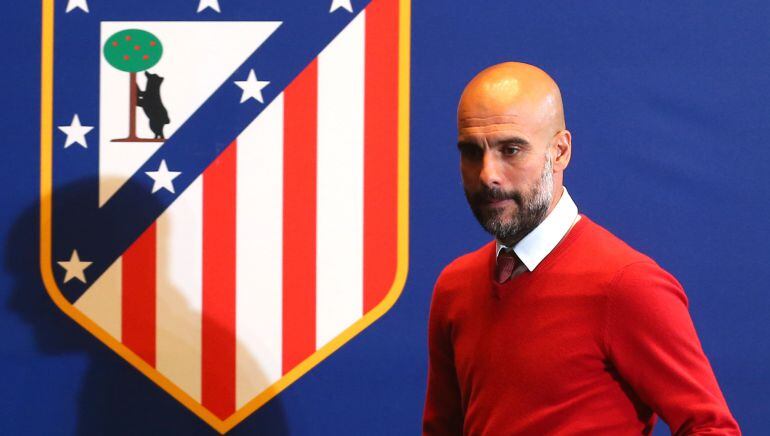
[449,280,609,402]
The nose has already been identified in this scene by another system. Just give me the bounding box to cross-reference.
[479,151,502,187]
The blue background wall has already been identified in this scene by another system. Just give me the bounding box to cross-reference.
[2,0,767,434]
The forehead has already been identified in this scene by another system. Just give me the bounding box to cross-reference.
[457,114,540,143]
[458,98,549,136]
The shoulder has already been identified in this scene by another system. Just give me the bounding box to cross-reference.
[577,216,653,266]
[428,241,494,322]
[570,217,687,302]
[434,241,494,291]
[609,260,688,308]
[580,217,686,299]
[430,241,494,310]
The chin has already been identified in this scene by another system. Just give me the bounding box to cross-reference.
[485,204,517,222]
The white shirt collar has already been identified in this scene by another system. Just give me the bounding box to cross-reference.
[496,186,580,272]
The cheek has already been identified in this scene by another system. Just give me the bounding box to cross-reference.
[460,162,479,185]
[508,161,542,188]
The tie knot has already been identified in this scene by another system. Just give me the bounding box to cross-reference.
[496,248,519,284]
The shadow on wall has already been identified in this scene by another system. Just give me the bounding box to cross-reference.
[5,177,289,435]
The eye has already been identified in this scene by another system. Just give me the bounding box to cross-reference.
[458,143,482,160]
[501,145,519,156]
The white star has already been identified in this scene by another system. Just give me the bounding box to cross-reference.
[329,0,353,13]
[57,250,93,284]
[145,159,181,194]
[234,69,270,104]
[58,114,93,149]
[65,0,89,13]
[197,0,221,13]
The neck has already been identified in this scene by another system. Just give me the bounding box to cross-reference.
[545,184,565,218]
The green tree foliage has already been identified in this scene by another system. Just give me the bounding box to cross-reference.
[103,29,163,73]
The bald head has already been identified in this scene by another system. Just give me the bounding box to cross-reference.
[456,62,573,245]
[458,62,565,137]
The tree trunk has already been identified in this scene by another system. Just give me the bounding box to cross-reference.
[111,71,164,142]
[128,71,137,139]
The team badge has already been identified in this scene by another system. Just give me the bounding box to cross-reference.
[39,0,409,431]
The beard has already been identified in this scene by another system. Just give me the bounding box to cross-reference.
[464,155,554,245]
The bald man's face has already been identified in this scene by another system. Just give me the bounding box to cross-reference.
[458,114,555,246]
[456,63,571,245]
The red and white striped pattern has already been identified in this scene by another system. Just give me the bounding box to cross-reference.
[74,0,399,420]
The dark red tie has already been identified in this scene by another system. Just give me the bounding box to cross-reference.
[496,249,519,284]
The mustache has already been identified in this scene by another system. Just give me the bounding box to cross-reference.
[468,185,523,205]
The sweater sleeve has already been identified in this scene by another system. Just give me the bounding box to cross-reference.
[606,261,741,435]
[423,280,464,436]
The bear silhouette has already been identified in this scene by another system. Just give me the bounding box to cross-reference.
[136,71,170,139]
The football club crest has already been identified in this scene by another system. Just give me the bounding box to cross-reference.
[39,0,409,431]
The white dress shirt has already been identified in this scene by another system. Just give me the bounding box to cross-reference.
[496,186,580,272]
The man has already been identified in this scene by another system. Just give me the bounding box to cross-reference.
[423,62,740,435]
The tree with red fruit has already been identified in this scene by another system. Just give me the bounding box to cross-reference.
[103,29,163,142]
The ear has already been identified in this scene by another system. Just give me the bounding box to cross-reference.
[551,129,572,171]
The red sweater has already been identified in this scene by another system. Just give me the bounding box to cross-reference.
[423,215,740,435]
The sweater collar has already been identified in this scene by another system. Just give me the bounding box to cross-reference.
[496,186,580,272]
